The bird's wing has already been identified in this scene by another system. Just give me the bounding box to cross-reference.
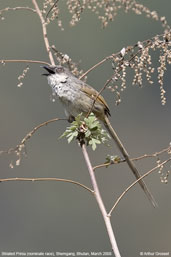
[81,84,111,116]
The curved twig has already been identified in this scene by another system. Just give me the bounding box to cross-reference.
[0,7,36,13]
[79,55,113,80]
[0,177,93,194]
[109,158,171,215]
[93,146,171,170]
[0,59,50,66]
[0,118,67,155]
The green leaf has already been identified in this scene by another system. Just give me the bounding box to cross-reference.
[105,155,121,164]
[67,131,78,143]
[60,113,110,150]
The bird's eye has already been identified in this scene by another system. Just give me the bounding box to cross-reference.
[56,66,64,73]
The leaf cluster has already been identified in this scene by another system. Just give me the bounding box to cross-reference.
[60,113,110,150]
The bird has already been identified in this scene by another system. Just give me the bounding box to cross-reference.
[43,65,157,207]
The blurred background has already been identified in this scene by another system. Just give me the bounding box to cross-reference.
[0,0,171,256]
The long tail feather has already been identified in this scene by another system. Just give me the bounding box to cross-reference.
[104,116,158,208]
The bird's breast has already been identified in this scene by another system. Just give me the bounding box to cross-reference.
[47,75,78,102]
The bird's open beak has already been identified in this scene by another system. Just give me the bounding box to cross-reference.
[42,66,56,76]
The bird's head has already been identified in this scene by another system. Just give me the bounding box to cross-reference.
[42,65,68,86]
[42,65,66,76]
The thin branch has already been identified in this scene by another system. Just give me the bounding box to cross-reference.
[0,59,50,66]
[80,31,170,117]
[93,146,171,170]
[45,0,60,20]
[132,146,171,161]
[19,118,66,146]
[79,55,113,80]
[0,177,93,194]
[93,160,124,170]
[32,0,55,65]
[0,7,36,13]
[0,118,67,155]
[109,158,171,215]
[80,32,170,80]
[81,142,121,257]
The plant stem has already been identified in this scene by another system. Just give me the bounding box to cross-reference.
[81,143,121,257]
[32,0,55,65]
